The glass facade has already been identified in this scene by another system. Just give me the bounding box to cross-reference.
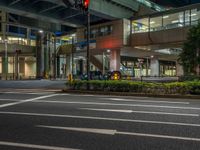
[0,57,2,74]
[85,25,113,39]
[132,6,200,33]
[132,18,149,33]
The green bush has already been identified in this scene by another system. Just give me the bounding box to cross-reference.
[66,80,200,95]
[179,75,200,81]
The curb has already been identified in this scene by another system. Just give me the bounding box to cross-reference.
[62,89,200,99]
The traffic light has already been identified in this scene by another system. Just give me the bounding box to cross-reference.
[82,0,89,11]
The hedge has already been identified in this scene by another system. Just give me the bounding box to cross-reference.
[66,80,200,95]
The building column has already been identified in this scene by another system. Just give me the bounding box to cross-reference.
[150,58,159,76]
[110,49,120,71]
[1,11,7,78]
[66,54,73,76]
[43,33,50,78]
[15,53,19,80]
[57,55,60,77]
[27,28,31,45]
[176,62,184,76]
[36,33,44,78]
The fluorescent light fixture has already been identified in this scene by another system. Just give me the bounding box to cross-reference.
[39,30,43,33]
[191,13,197,16]
[71,33,76,37]
[106,49,111,53]
[172,20,179,23]
[163,15,169,19]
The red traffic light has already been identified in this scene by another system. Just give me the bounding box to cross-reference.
[83,0,89,10]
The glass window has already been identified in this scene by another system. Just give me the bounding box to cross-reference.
[90,28,98,38]
[191,8,200,25]
[107,25,113,34]
[185,10,191,26]
[150,16,162,31]
[30,40,36,46]
[132,18,149,33]
[8,37,19,44]
[163,12,184,29]
[0,57,2,73]
[99,26,105,36]
[8,57,14,74]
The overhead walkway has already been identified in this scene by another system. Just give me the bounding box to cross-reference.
[131,3,200,52]
[0,0,164,31]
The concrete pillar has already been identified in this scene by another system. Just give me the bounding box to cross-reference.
[150,58,159,76]
[1,11,7,78]
[176,62,184,76]
[53,36,57,78]
[36,33,44,78]
[15,54,18,80]
[57,55,60,77]
[43,34,50,78]
[1,11,7,40]
[27,28,31,45]
[110,49,120,71]
[65,55,71,76]
[19,57,25,78]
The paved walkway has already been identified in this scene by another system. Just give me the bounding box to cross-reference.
[0,80,66,90]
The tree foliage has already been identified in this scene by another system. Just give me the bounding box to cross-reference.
[179,22,200,75]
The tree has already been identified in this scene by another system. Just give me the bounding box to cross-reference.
[179,22,200,75]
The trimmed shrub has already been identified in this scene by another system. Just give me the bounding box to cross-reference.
[66,80,200,95]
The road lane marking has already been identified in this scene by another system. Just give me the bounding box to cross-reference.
[0,141,80,150]
[38,125,116,135]
[81,108,133,113]
[0,94,59,108]
[33,100,200,111]
[101,98,189,104]
[80,108,199,117]
[1,111,200,127]
[38,125,200,142]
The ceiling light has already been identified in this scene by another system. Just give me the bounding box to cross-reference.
[39,30,44,33]
[150,21,155,24]
[191,13,197,16]
[172,20,179,23]
[163,15,169,19]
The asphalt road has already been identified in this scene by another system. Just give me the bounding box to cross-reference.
[0,89,200,149]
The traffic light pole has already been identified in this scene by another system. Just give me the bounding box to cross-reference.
[86,11,90,89]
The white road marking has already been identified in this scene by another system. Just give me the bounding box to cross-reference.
[38,125,116,135]
[38,125,200,142]
[34,100,200,111]
[102,98,189,104]
[81,108,133,113]
[1,111,200,127]
[0,94,59,108]
[0,141,80,150]
[80,108,199,117]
